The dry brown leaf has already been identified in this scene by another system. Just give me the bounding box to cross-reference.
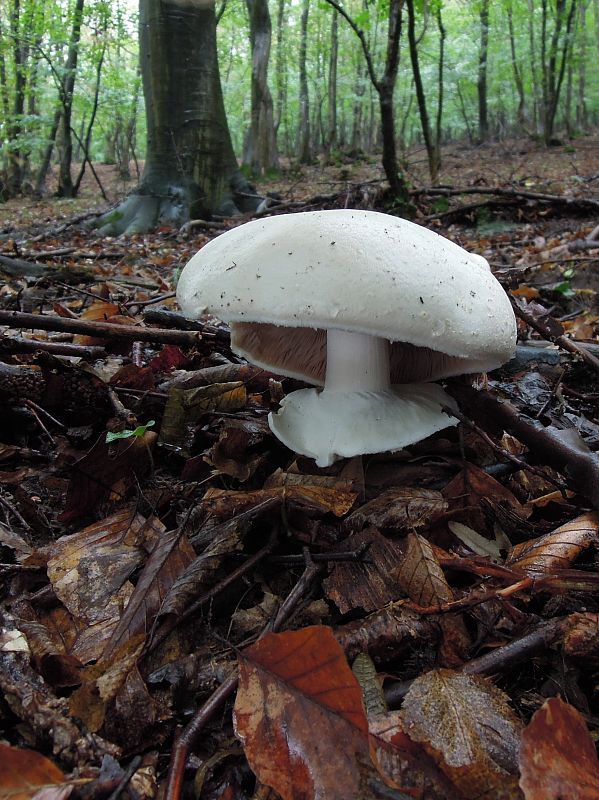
[344,488,447,533]
[0,743,70,800]
[369,712,463,800]
[102,527,196,659]
[46,510,164,662]
[233,626,373,800]
[203,472,357,518]
[519,696,599,799]
[400,669,523,799]
[396,532,453,607]
[58,431,157,523]
[395,533,471,666]
[205,424,266,481]
[159,381,247,452]
[323,528,404,613]
[507,511,599,573]
[564,612,599,664]
[443,462,526,531]
[68,634,145,732]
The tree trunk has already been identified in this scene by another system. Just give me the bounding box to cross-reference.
[477,0,490,142]
[325,0,410,210]
[243,0,278,176]
[528,0,540,132]
[576,2,587,128]
[274,0,288,157]
[541,0,577,144]
[350,58,365,154]
[96,0,259,235]
[507,0,526,129]
[57,0,85,198]
[297,0,311,164]
[324,9,338,160]
[7,0,29,194]
[406,0,439,181]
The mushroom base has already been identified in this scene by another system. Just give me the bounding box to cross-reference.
[268,383,458,468]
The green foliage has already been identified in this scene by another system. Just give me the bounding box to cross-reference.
[0,0,597,190]
[105,420,155,443]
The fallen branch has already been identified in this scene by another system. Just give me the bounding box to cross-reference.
[0,253,93,281]
[511,299,599,376]
[448,383,599,509]
[0,336,106,359]
[414,184,599,209]
[0,310,202,346]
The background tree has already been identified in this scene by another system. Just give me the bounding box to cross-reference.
[477,0,490,142]
[243,0,278,176]
[96,0,259,235]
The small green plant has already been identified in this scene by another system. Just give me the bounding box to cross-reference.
[106,420,155,443]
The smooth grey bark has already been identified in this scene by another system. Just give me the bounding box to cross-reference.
[242,0,278,176]
[96,0,259,235]
[477,0,490,142]
[297,0,311,164]
[57,0,85,197]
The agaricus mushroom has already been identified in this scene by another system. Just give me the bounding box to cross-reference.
[176,210,516,467]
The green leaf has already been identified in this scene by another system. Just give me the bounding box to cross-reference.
[106,420,155,443]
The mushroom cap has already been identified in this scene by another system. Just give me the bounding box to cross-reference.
[176,210,516,384]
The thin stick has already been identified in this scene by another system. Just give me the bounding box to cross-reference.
[0,310,202,346]
[511,299,599,375]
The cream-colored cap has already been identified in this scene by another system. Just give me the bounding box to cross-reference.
[177,210,516,384]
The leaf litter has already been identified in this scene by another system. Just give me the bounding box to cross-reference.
[0,151,599,799]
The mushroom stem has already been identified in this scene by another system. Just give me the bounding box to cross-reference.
[324,330,391,393]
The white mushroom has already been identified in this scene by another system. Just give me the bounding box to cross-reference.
[176,210,516,467]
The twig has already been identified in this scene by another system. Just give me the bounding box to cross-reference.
[448,383,599,509]
[399,576,535,616]
[444,404,568,492]
[146,528,279,655]
[106,756,142,800]
[164,553,324,800]
[462,616,568,675]
[511,298,599,376]
[0,336,106,359]
[0,310,202,346]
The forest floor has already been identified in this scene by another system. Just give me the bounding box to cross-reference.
[1,134,599,800]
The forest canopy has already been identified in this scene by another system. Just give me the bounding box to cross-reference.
[0,0,598,201]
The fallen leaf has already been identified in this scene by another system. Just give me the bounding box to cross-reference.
[58,432,157,523]
[563,613,599,664]
[395,533,470,666]
[159,382,247,452]
[400,669,523,799]
[396,533,454,607]
[102,527,196,659]
[0,743,70,800]
[234,626,371,800]
[68,635,145,732]
[46,510,163,662]
[344,488,447,533]
[519,696,599,799]
[507,511,599,573]
[323,528,404,613]
[203,472,357,518]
